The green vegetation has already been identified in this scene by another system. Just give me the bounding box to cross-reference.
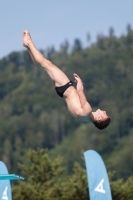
[12,148,133,200]
[0,24,133,198]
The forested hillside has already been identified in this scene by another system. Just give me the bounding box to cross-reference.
[0,25,133,180]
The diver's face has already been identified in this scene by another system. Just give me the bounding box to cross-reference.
[95,109,108,121]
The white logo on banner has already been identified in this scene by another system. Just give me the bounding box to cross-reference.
[94,178,106,194]
[2,186,8,200]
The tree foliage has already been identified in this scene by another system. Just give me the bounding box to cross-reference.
[12,149,88,200]
[12,148,133,200]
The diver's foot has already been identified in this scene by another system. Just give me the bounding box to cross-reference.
[22,30,32,48]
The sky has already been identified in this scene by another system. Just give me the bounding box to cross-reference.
[0,0,133,59]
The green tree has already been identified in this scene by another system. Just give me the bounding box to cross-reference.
[12,148,133,200]
[12,148,88,200]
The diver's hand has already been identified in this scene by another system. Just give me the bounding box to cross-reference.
[73,73,84,91]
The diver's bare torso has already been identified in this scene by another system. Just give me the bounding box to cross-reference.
[63,86,92,123]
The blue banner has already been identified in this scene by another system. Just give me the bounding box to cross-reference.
[84,150,112,200]
[0,161,12,200]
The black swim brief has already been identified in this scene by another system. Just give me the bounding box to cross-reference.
[55,81,73,98]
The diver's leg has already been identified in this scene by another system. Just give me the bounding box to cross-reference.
[23,30,70,87]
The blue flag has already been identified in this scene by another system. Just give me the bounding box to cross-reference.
[84,150,112,200]
[0,161,12,200]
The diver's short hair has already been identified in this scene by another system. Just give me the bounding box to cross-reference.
[93,116,111,130]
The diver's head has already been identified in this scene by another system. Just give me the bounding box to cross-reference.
[92,109,111,130]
